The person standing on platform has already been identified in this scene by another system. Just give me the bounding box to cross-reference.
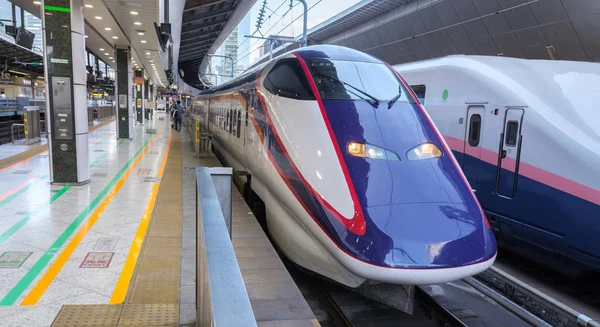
[0,92,6,98]
[175,100,184,132]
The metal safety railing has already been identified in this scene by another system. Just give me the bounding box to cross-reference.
[196,167,257,327]
[11,123,24,144]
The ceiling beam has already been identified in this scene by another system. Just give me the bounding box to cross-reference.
[179,53,208,62]
[181,21,225,35]
[179,46,211,56]
[179,37,216,50]
[183,7,234,25]
[184,0,230,12]
[181,30,219,42]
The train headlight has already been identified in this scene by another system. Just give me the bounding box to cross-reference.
[347,142,400,161]
[407,143,443,161]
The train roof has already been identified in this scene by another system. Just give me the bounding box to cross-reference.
[394,55,600,144]
[293,45,380,63]
[199,45,382,96]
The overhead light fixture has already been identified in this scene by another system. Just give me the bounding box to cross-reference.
[546,45,559,60]
[95,16,102,20]
[99,48,105,51]
[134,22,142,25]
[130,11,138,15]
[33,1,41,5]
[109,57,113,59]
[45,12,53,15]
[85,35,88,38]
[141,40,146,43]
[104,53,109,55]
[138,32,144,36]
[149,60,154,63]
[105,27,112,31]
[112,36,118,39]
[146,52,151,55]
[9,70,29,76]
[84,4,93,8]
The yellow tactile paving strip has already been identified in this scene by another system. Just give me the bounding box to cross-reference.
[52,131,183,327]
[0,118,115,170]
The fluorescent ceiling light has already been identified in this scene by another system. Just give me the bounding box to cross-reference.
[85,4,93,8]
[134,22,142,25]
[130,11,138,15]
[141,40,146,43]
[105,27,112,31]
[95,16,102,20]
[112,36,118,39]
[9,70,29,75]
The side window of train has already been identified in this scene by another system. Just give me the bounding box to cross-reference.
[237,111,242,138]
[410,84,426,104]
[505,121,519,147]
[468,114,482,147]
[264,58,315,100]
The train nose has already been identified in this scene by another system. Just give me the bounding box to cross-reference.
[364,202,497,268]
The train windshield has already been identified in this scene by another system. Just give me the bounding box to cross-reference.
[306,59,414,104]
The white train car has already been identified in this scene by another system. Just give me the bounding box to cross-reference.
[394,56,600,276]
[191,46,497,289]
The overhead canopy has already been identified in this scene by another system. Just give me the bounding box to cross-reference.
[178,0,256,89]
[0,35,43,76]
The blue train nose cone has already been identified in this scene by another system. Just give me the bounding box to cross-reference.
[366,202,497,268]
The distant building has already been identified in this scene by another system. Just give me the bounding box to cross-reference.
[216,27,239,77]
[259,35,295,58]
[237,13,251,69]
[24,11,43,53]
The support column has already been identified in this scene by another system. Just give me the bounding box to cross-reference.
[43,0,89,184]
[134,70,144,124]
[116,46,133,139]
[144,77,149,120]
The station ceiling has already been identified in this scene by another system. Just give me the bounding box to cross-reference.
[0,36,43,76]
[9,0,169,87]
[309,0,600,65]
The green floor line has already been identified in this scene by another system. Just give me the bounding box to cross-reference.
[0,136,152,305]
[0,139,125,246]
[0,131,117,211]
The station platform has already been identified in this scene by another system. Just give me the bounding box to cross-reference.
[0,112,316,326]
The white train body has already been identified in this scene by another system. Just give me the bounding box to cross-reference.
[394,56,600,275]
[192,46,497,288]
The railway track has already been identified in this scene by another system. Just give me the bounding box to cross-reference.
[473,251,600,327]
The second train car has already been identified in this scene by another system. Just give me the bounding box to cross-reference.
[191,45,496,288]
[395,55,600,277]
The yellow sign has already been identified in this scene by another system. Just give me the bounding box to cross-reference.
[195,121,200,143]
[137,99,142,108]
[23,112,28,135]
[196,121,200,143]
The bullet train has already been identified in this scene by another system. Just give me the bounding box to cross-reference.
[394,56,600,277]
[192,45,497,288]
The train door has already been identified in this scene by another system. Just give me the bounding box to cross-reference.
[462,106,485,192]
[495,108,524,198]
[243,92,255,168]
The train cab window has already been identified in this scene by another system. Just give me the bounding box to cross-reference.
[505,121,519,147]
[468,114,481,147]
[306,59,414,103]
[410,85,426,104]
[264,58,314,100]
